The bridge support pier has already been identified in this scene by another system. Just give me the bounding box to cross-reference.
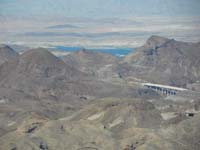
[145,85,177,95]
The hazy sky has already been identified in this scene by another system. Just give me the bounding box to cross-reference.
[1,0,200,18]
[0,0,200,48]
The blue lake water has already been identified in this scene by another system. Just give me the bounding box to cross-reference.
[51,46,133,57]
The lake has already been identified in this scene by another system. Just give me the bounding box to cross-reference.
[51,46,133,57]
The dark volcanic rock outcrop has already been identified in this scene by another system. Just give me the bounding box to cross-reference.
[124,35,200,87]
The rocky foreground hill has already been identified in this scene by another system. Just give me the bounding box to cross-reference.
[1,98,200,150]
[0,36,200,150]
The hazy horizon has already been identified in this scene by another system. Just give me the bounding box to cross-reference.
[1,0,200,48]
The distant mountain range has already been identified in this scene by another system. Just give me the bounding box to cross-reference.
[0,44,153,119]
[2,35,200,88]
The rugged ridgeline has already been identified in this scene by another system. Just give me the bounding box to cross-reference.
[63,48,118,71]
[0,47,154,102]
[0,44,19,65]
[0,37,200,150]
[0,46,128,137]
[124,35,200,87]
[62,49,122,81]
[0,47,94,127]
[1,98,200,150]
[62,48,138,85]
[0,45,157,134]
[0,48,88,101]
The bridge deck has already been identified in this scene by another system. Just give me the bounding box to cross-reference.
[142,83,188,91]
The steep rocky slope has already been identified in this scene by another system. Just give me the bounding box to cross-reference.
[63,49,118,71]
[63,49,122,81]
[0,44,19,65]
[0,48,87,100]
[0,48,157,121]
[0,36,199,150]
[124,35,200,87]
[0,98,199,150]
[0,98,163,150]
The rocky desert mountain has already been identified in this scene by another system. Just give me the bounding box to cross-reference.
[63,48,118,71]
[0,36,200,150]
[0,47,153,120]
[124,35,200,87]
[62,49,122,82]
[1,98,200,150]
[1,0,200,148]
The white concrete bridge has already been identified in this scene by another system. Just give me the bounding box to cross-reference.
[142,83,188,95]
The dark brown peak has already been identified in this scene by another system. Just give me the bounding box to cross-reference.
[146,35,171,48]
[0,44,18,53]
[0,45,19,62]
[0,44,9,48]
[76,49,118,62]
[20,48,64,66]
[21,48,56,59]
[76,48,114,57]
[148,35,169,41]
